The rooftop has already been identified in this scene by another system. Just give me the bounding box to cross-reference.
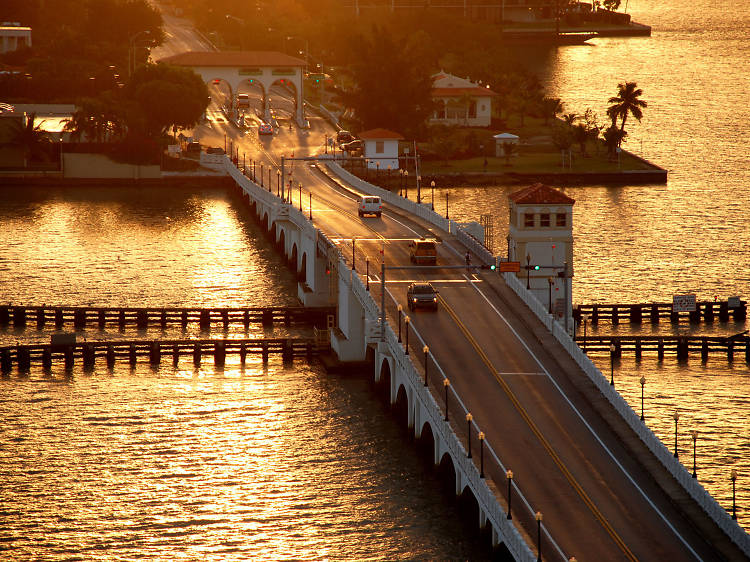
[509,183,576,205]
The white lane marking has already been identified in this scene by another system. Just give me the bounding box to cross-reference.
[466,276,702,560]
[382,284,569,562]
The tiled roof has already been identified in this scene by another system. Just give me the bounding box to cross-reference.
[432,87,498,97]
[509,183,576,205]
[158,51,305,67]
[358,128,404,140]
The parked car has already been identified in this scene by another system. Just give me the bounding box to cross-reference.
[237,93,250,108]
[341,139,363,153]
[258,123,273,135]
[337,130,354,144]
[206,147,225,155]
[409,239,438,265]
[407,282,439,311]
[357,195,382,218]
[185,141,201,156]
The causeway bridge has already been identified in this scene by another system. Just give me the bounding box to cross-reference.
[210,155,748,561]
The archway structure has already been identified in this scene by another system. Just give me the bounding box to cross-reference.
[159,50,306,123]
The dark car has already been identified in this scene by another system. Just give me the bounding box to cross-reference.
[406,282,439,311]
[337,130,354,144]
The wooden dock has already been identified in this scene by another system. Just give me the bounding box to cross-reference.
[577,334,750,362]
[0,305,335,330]
[573,301,746,325]
[0,337,321,374]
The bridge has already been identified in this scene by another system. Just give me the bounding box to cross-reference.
[148,11,749,560]
[215,155,748,561]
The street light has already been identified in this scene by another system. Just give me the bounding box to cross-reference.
[536,512,543,562]
[691,430,698,478]
[277,170,281,196]
[526,253,531,289]
[445,191,449,219]
[478,431,485,477]
[609,343,616,386]
[351,237,356,270]
[640,376,646,420]
[443,378,450,421]
[548,277,554,314]
[673,411,680,458]
[506,469,513,519]
[397,304,403,342]
[731,469,738,520]
[398,168,404,196]
[404,170,409,199]
[423,345,429,386]
[417,175,422,203]
[466,413,473,458]
[430,180,435,210]
[404,316,410,354]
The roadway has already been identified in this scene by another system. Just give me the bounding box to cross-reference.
[151,7,739,561]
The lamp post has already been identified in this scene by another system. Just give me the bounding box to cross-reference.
[445,192,449,219]
[324,133,328,154]
[253,159,256,182]
[351,237,356,270]
[673,411,680,458]
[365,259,369,291]
[506,469,513,519]
[417,175,422,203]
[466,413,473,458]
[443,378,450,421]
[404,316,410,354]
[691,430,698,478]
[397,304,403,342]
[609,343,616,386]
[309,192,312,220]
[430,180,435,210]
[376,160,380,182]
[277,170,281,196]
[423,345,430,386]
[526,253,531,289]
[387,164,391,188]
[404,170,409,199]
[260,163,264,187]
[548,277,554,314]
[640,376,646,420]
[298,182,302,212]
[731,469,738,520]
[536,512,543,562]
[478,431,485,477]
[398,168,403,196]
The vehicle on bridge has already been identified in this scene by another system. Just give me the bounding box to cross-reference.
[337,130,354,144]
[258,123,273,135]
[357,195,382,218]
[341,139,362,155]
[409,239,438,265]
[406,282,439,311]
[237,93,250,109]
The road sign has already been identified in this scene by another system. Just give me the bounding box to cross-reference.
[728,296,741,308]
[672,294,697,312]
[499,261,520,273]
[554,298,566,319]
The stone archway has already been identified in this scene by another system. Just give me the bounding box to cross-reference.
[299,252,307,284]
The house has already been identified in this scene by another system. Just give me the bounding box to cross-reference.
[359,128,403,170]
[0,24,31,54]
[430,72,497,128]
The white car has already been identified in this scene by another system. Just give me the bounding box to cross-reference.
[357,195,382,218]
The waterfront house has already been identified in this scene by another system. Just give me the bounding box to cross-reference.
[430,72,497,128]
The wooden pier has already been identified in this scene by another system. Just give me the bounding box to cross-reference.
[576,334,750,362]
[0,305,335,331]
[0,337,321,374]
[573,301,746,325]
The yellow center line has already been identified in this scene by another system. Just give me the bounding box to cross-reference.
[438,294,637,561]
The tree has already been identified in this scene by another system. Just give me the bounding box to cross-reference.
[126,63,209,138]
[338,26,434,138]
[602,0,622,11]
[572,123,589,155]
[562,112,578,126]
[501,141,518,166]
[11,112,54,165]
[64,93,127,143]
[607,81,647,142]
[552,124,574,168]
[540,97,563,126]
[603,125,627,160]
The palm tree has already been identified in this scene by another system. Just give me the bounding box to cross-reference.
[540,97,563,126]
[607,81,647,141]
[603,125,627,160]
[562,112,579,127]
[11,113,53,166]
[501,141,518,166]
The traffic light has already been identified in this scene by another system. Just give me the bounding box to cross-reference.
[480,264,497,270]
[524,264,541,271]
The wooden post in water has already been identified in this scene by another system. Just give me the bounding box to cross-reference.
[137,310,148,329]
[214,342,225,368]
[262,341,269,364]
[55,308,64,328]
[161,309,167,330]
[727,340,734,362]
[129,344,137,366]
[591,305,599,326]
[719,302,729,322]
[200,310,210,330]
[98,309,106,329]
[240,342,247,364]
[701,340,709,362]
[658,339,665,360]
[107,345,115,368]
[282,339,293,365]
[611,306,619,326]
[83,344,95,370]
[118,309,126,329]
[64,346,74,369]
[630,305,642,324]
[13,306,27,328]
[181,310,188,328]
[42,348,52,372]
[704,303,714,322]
[262,310,273,327]
[172,344,180,366]
[193,343,201,366]
[677,338,688,360]
[37,307,46,328]
[0,306,9,326]
[1,348,11,374]
[74,309,86,329]
[650,304,659,323]
[221,310,229,329]
[635,339,642,360]
[243,310,250,329]
[149,342,161,366]
[17,345,31,373]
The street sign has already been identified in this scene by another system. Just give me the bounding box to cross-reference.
[554,298,566,319]
[499,261,520,273]
[672,294,697,312]
[728,296,741,308]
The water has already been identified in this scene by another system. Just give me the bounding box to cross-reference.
[0,186,492,560]
[437,0,750,528]
[2,0,748,556]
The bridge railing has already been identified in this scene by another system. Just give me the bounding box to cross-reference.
[503,272,750,554]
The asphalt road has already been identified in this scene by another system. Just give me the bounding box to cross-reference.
[150,6,738,560]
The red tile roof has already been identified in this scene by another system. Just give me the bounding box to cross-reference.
[509,183,576,205]
[358,128,404,140]
[432,87,498,97]
[158,51,305,67]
